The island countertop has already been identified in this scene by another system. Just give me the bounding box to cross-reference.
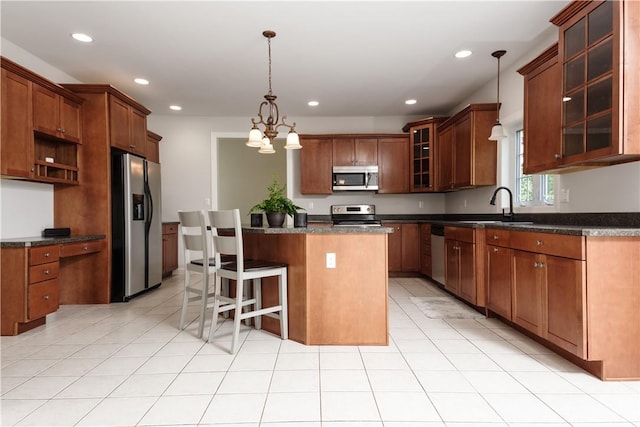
[242,225,393,234]
[1,234,106,248]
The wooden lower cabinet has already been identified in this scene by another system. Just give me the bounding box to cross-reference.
[444,226,485,306]
[420,224,432,276]
[162,222,179,277]
[512,250,545,335]
[385,223,420,273]
[485,227,639,380]
[1,239,105,335]
[485,244,512,320]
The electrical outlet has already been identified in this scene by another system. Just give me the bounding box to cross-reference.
[559,188,570,203]
[326,253,336,269]
[309,202,314,209]
[418,200,424,209]
[464,199,468,208]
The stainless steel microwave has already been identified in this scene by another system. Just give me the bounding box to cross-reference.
[332,165,379,191]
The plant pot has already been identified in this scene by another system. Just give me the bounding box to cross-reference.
[266,212,286,228]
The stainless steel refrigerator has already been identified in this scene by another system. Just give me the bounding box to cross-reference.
[111,151,163,301]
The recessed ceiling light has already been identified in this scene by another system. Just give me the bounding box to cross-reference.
[71,33,93,43]
[169,105,182,111]
[455,49,472,59]
[134,78,149,85]
[405,99,417,105]
[308,101,319,107]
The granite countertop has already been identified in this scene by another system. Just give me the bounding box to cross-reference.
[242,225,394,234]
[428,220,640,237]
[1,234,106,248]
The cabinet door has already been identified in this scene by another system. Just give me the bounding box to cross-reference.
[32,84,60,137]
[420,224,432,276]
[444,239,459,295]
[486,245,513,319]
[520,45,563,173]
[378,137,409,194]
[512,250,544,335]
[109,96,131,151]
[146,131,162,163]
[457,240,476,304]
[130,108,147,156]
[300,138,333,194]
[437,125,453,191]
[354,138,378,165]
[545,255,586,357]
[59,96,82,143]
[386,223,403,272]
[332,138,355,166]
[401,223,420,271]
[1,69,34,178]
[162,226,179,276]
[453,115,471,188]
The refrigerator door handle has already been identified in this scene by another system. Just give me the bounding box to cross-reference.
[144,164,153,227]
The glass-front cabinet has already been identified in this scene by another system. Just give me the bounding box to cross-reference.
[552,0,640,165]
[403,117,447,192]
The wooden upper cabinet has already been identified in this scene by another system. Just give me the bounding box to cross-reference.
[32,83,82,143]
[333,137,377,166]
[404,117,448,192]
[146,130,162,163]
[518,44,563,174]
[1,67,34,178]
[436,104,497,191]
[378,136,409,193]
[109,95,147,156]
[550,0,640,167]
[300,136,333,194]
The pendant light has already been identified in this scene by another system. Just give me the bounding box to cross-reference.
[488,50,507,141]
[246,30,301,153]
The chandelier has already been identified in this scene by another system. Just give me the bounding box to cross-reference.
[246,30,301,154]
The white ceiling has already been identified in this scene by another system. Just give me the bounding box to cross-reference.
[1,1,569,118]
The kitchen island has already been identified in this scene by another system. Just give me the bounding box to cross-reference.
[242,225,392,345]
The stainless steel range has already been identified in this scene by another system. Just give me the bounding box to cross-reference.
[331,204,381,227]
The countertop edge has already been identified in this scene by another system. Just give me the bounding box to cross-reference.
[242,226,394,234]
[1,234,107,248]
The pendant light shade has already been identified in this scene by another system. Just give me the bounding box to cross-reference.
[258,137,275,154]
[283,129,302,149]
[246,125,263,147]
[489,49,507,141]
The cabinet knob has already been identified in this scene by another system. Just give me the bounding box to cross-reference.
[493,247,499,253]
[536,240,543,246]
[56,127,62,132]
[83,245,88,251]
[534,261,539,268]
[43,295,49,300]
[44,252,50,258]
[538,262,545,268]
[554,153,561,160]
[61,128,66,134]
[44,269,50,275]
[493,235,499,240]
[31,167,35,172]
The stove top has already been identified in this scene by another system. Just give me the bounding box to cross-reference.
[331,204,380,226]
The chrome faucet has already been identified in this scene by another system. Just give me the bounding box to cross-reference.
[490,186,514,220]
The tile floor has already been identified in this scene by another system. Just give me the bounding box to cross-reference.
[1,274,639,426]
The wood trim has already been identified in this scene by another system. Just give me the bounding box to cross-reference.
[517,43,559,76]
[299,133,405,139]
[61,83,151,115]
[438,103,500,130]
[402,116,449,133]
[1,57,84,104]
[550,0,598,26]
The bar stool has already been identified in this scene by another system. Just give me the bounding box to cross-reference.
[177,210,216,338]
[207,209,288,354]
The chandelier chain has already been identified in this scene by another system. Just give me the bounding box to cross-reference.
[267,35,273,95]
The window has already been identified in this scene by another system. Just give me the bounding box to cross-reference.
[515,129,554,206]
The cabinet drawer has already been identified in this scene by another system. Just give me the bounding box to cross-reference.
[28,279,60,320]
[29,245,60,265]
[486,228,511,247]
[60,239,104,257]
[510,231,585,260]
[29,261,59,283]
[163,223,178,234]
[444,226,475,243]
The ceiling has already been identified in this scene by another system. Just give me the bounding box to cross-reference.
[1,1,569,118]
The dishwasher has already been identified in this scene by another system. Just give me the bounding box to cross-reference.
[430,224,445,286]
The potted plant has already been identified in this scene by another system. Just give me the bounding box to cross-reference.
[250,175,303,228]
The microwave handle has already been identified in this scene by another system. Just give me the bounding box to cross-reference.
[365,172,371,188]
